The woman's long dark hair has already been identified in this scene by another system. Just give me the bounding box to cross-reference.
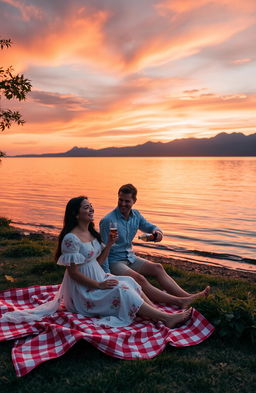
[55,196,102,262]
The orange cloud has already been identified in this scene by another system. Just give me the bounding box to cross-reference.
[1,6,113,73]
[121,12,255,72]
[3,85,255,140]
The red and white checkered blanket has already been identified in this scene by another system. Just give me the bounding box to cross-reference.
[0,284,214,377]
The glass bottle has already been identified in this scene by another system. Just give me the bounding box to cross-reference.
[138,233,157,242]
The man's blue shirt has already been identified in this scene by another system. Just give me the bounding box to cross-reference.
[100,207,160,272]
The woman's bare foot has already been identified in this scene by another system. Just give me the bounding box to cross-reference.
[165,307,193,329]
[178,286,211,309]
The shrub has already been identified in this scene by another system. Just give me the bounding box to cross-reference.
[0,217,11,228]
[0,230,23,240]
[0,217,23,239]
[197,293,256,345]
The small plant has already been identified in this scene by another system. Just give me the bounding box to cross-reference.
[0,217,11,228]
[27,233,45,241]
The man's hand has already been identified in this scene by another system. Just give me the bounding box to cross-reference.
[98,279,118,289]
[153,230,163,242]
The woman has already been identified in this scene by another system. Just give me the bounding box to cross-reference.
[54,196,192,328]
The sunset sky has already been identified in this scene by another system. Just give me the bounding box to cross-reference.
[0,0,256,155]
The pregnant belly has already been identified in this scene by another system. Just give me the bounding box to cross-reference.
[79,260,106,281]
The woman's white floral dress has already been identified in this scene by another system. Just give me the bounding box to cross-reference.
[57,233,143,327]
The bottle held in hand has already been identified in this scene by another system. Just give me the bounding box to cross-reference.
[138,233,157,242]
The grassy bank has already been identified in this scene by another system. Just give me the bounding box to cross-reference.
[0,220,255,393]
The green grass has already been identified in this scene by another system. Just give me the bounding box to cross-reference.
[0,338,255,393]
[0,223,255,392]
[2,241,51,258]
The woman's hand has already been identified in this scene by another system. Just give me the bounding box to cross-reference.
[96,232,118,265]
[98,279,118,289]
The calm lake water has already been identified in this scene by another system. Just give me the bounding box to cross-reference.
[0,157,256,272]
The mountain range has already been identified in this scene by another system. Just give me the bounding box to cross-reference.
[14,132,256,157]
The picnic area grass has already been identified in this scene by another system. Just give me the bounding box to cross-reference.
[0,222,255,393]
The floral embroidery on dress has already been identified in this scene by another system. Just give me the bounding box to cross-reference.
[87,251,94,258]
[64,239,73,248]
[85,300,95,310]
[111,297,120,309]
[120,284,129,291]
[128,304,139,319]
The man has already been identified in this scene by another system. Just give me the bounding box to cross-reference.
[100,184,207,305]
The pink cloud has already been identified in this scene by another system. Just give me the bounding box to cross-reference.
[231,58,252,64]
[157,0,256,14]
[1,0,43,21]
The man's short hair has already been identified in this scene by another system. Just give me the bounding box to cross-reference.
[118,184,137,200]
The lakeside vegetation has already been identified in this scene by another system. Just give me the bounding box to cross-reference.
[0,218,255,393]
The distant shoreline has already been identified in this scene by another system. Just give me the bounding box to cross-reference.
[7,132,256,158]
[7,155,256,158]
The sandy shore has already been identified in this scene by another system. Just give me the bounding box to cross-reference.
[136,252,256,283]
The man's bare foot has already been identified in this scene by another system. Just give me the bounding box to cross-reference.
[165,307,193,329]
[177,286,211,309]
[202,285,211,297]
